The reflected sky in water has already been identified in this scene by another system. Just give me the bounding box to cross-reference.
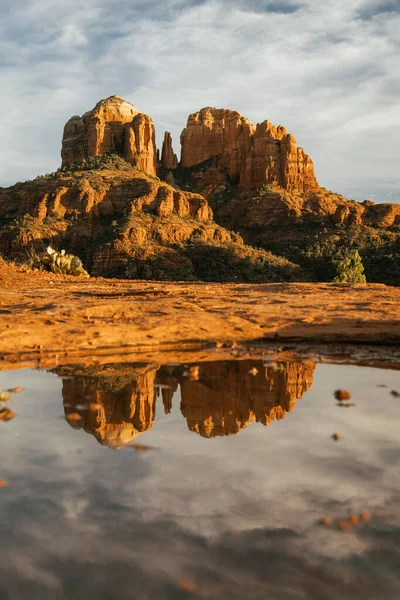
[0,360,399,599]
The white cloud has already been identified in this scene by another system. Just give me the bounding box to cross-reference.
[0,0,398,202]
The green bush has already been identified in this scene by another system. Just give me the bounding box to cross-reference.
[34,152,135,181]
[183,241,303,283]
[333,249,366,283]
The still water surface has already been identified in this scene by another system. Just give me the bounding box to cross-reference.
[0,358,399,599]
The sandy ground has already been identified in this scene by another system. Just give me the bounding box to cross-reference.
[0,261,399,369]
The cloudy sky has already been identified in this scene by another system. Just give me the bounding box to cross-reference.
[0,0,399,202]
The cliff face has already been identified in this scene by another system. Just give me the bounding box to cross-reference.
[212,187,400,237]
[61,100,317,193]
[61,96,157,176]
[179,108,319,194]
[181,108,255,171]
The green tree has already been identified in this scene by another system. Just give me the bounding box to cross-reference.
[333,249,366,283]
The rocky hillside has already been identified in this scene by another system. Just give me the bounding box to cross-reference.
[0,94,398,284]
[0,154,300,283]
[208,185,400,284]
[160,107,399,285]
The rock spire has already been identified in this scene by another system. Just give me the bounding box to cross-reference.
[161,132,178,170]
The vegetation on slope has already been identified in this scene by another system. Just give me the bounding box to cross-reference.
[0,167,304,284]
[203,180,400,286]
[34,152,137,180]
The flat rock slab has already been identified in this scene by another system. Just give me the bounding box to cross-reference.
[0,262,399,368]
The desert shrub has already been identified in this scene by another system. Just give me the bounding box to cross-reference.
[122,237,305,284]
[3,213,65,248]
[125,246,196,281]
[39,247,89,277]
[258,183,274,195]
[282,223,400,285]
[333,249,366,283]
[64,152,134,173]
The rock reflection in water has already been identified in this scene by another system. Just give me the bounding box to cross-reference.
[57,360,315,447]
[179,361,315,437]
[60,364,159,448]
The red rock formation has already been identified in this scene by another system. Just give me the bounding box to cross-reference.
[161,132,178,170]
[180,107,319,194]
[61,96,157,176]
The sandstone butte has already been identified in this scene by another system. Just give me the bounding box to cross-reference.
[58,96,400,232]
[0,95,304,282]
[57,360,315,446]
[0,94,399,282]
[61,95,157,176]
[178,107,318,193]
[60,96,317,193]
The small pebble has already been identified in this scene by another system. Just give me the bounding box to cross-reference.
[360,509,371,522]
[7,387,24,394]
[334,389,352,401]
[332,433,342,441]
[0,408,16,422]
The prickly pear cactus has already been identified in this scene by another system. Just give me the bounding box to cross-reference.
[40,247,90,277]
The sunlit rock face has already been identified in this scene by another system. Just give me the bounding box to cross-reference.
[180,107,319,193]
[179,361,316,438]
[60,364,158,448]
[61,96,157,176]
